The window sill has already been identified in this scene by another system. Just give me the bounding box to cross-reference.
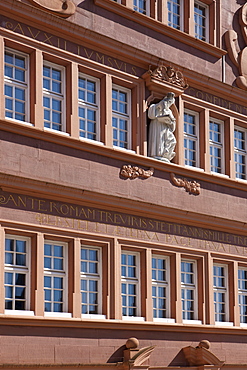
[122,316,145,321]
[153,318,175,323]
[5,117,33,126]
[79,137,104,146]
[81,314,106,319]
[113,145,136,154]
[210,172,229,179]
[44,127,70,136]
[183,319,202,325]
[44,312,72,318]
[94,0,226,59]
[215,321,233,327]
[4,310,35,316]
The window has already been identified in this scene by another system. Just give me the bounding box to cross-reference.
[112,85,131,149]
[213,264,227,322]
[181,260,196,320]
[234,127,246,180]
[133,0,149,15]
[194,1,208,41]
[167,0,182,30]
[80,246,101,315]
[238,269,247,324]
[121,252,139,316]
[4,235,30,311]
[44,241,67,313]
[4,48,28,122]
[209,118,224,173]
[78,74,99,141]
[184,110,199,167]
[152,255,169,319]
[43,62,65,131]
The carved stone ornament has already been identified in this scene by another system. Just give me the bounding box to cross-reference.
[120,165,154,179]
[170,173,200,195]
[27,0,76,17]
[124,337,155,367]
[143,64,188,106]
[149,65,188,89]
[183,340,225,367]
[225,3,247,90]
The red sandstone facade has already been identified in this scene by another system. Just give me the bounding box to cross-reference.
[1,0,247,369]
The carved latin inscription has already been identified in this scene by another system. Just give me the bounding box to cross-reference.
[170,173,200,195]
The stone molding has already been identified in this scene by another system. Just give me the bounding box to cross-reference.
[27,0,76,17]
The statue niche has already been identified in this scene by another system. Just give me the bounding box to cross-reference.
[148,92,176,163]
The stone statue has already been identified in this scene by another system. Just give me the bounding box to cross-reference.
[148,92,176,162]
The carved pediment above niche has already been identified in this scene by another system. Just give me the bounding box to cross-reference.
[27,0,76,17]
[142,64,188,104]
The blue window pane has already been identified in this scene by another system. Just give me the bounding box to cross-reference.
[89,280,97,292]
[44,276,51,288]
[5,272,13,285]
[5,85,13,97]
[15,273,25,286]
[81,280,87,291]
[54,245,63,257]
[81,261,87,273]
[16,240,26,253]
[5,52,13,64]
[54,277,63,289]
[44,257,51,269]
[52,69,61,81]
[54,258,63,270]
[15,55,25,68]
[89,262,97,274]
[45,289,51,301]
[52,81,61,94]
[45,302,51,312]
[5,66,13,78]
[79,90,85,101]
[54,303,63,312]
[15,301,25,310]
[43,97,50,108]
[5,300,12,309]
[54,290,63,302]
[5,253,13,265]
[79,78,85,89]
[16,254,26,266]
[43,78,50,90]
[5,286,13,299]
[43,66,50,77]
[15,286,25,299]
[15,69,25,82]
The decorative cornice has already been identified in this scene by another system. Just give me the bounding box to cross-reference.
[170,173,200,195]
[27,0,76,17]
[120,165,154,179]
[143,65,188,100]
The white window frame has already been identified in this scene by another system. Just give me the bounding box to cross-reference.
[43,61,66,132]
[44,240,68,314]
[209,117,224,174]
[181,259,197,321]
[121,251,140,318]
[112,84,131,150]
[133,0,150,15]
[78,73,100,142]
[234,126,247,180]
[213,263,229,323]
[4,234,31,313]
[4,47,29,123]
[238,268,247,324]
[152,254,172,321]
[167,0,183,31]
[184,109,200,168]
[80,245,103,317]
[194,0,209,42]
